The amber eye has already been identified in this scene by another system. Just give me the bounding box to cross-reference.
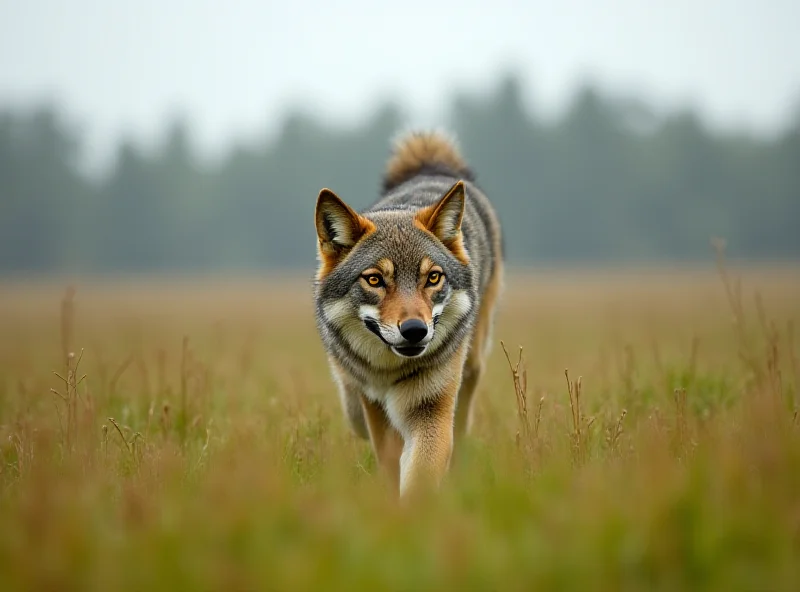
[364,274,384,288]
[427,271,442,286]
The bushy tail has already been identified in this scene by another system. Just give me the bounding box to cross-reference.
[383,131,474,191]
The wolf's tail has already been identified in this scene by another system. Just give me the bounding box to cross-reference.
[382,131,474,192]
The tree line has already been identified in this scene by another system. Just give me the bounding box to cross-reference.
[1,73,798,274]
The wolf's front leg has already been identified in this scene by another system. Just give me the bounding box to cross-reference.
[396,375,459,498]
[360,394,404,491]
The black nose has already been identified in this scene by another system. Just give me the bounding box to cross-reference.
[399,319,428,343]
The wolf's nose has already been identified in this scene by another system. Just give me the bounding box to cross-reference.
[399,319,428,343]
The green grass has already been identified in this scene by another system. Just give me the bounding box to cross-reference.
[0,263,798,591]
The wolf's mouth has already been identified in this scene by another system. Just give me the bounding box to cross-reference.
[364,319,429,358]
[391,345,427,358]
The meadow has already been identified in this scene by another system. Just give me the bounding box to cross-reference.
[0,259,798,591]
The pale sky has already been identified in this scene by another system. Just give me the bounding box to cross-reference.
[1,0,798,174]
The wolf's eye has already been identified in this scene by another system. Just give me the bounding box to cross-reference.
[426,271,443,286]
[364,274,384,288]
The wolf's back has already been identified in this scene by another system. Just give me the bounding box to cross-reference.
[382,131,475,192]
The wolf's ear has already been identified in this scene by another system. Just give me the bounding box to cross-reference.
[315,189,373,254]
[415,181,469,263]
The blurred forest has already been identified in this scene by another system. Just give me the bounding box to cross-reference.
[1,73,798,274]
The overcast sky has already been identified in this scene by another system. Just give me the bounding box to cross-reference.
[1,0,798,173]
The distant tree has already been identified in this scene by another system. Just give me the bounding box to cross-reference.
[0,74,798,274]
[0,106,88,272]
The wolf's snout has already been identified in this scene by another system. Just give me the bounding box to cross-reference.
[399,319,428,343]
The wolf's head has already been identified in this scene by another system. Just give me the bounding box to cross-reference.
[314,181,474,366]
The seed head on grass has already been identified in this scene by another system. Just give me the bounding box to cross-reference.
[605,409,627,453]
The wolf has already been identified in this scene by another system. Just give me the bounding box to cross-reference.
[313,131,503,497]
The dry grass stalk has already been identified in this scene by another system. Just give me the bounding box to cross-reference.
[534,395,544,443]
[501,341,537,456]
[605,409,627,453]
[108,417,144,469]
[713,238,787,399]
[755,293,786,406]
[713,239,761,380]
[714,239,795,421]
[50,287,87,453]
[194,424,213,472]
[8,432,27,478]
[565,369,594,464]
[101,423,109,458]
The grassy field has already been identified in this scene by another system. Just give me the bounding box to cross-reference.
[0,262,799,591]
